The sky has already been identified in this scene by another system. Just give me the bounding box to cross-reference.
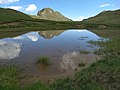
[0,0,120,21]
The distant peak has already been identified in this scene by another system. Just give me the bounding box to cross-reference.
[37,7,71,21]
[101,10,108,13]
[41,8,53,12]
[43,8,53,10]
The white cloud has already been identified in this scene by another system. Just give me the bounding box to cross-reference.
[0,40,22,60]
[7,6,22,10]
[100,4,110,7]
[0,0,19,4]
[73,16,86,21]
[25,4,37,12]
[77,16,86,21]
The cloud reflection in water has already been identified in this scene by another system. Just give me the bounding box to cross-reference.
[0,40,22,60]
[60,51,79,70]
[26,33,39,42]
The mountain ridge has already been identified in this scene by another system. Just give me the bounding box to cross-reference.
[37,8,71,21]
[83,9,120,24]
[0,8,32,24]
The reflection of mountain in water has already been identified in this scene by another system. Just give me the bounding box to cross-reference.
[13,32,39,42]
[0,40,22,60]
[0,31,27,39]
[38,30,65,39]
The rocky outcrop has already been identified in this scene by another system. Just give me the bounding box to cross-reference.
[98,25,107,29]
[37,8,71,21]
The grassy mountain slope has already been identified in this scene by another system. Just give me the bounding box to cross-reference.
[0,8,81,31]
[83,9,120,25]
[0,8,32,24]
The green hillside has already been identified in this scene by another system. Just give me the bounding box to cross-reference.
[0,8,80,31]
[0,8,32,24]
[0,7,119,30]
[83,9,120,25]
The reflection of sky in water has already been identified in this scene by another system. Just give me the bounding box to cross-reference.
[0,29,102,61]
[60,51,79,70]
[0,40,22,60]
[60,51,99,70]
[13,32,39,42]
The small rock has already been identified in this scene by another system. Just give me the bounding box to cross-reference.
[98,25,107,29]
[75,68,77,71]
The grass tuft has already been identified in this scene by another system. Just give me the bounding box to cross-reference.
[80,50,91,54]
[78,63,86,67]
[37,56,50,65]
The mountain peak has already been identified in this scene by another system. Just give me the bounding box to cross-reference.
[41,8,53,11]
[37,8,71,21]
[39,8,54,15]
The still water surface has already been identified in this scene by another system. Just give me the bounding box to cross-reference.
[0,29,103,82]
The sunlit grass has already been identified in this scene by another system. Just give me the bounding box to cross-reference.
[0,66,19,90]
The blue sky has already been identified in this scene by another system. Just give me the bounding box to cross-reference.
[0,0,120,21]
